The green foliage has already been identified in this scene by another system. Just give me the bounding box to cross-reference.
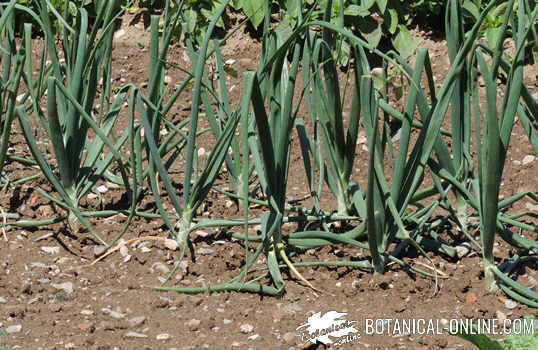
[462,0,538,61]
[12,0,125,33]
[449,317,538,350]
[163,0,445,60]
[503,318,538,350]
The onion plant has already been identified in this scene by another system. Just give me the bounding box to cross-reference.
[0,3,25,179]
[135,0,246,258]
[15,1,131,244]
[299,5,363,217]
[472,0,538,305]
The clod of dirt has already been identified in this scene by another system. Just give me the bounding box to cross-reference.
[283,332,297,345]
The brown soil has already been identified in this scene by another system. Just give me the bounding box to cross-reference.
[1,12,537,350]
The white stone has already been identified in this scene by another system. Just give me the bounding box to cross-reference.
[41,246,60,254]
[5,325,22,334]
[240,324,254,334]
[119,245,129,257]
[124,331,148,338]
[156,333,172,340]
[52,282,74,294]
[504,299,518,309]
[114,29,126,39]
[522,155,535,165]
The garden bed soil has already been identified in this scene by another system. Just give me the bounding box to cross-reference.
[1,13,537,350]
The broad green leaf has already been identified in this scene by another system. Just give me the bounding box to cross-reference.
[360,0,377,11]
[344,4,370,17]
[358,17,383,48]
[376,0,387,13]
[240,0,266,28]
[448,328,504,350]
[463,0,480,20]
[184,8,197,33]
[485,26,503,49]
[387,8,398,34]
[392,25,420,59]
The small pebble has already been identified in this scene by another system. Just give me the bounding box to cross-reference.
[0,297,7,304]
[164,239,178,250]
[223,319,233,325]
[496,310,507,322]
[248,334,261,341]
[119,245,129,257]
[30,262,47,269]
[186,319,201,331]
[128,316,146,327]
[94,246,107,257]
[96,185,108,193]
[526,202,538,211]
[522,155,535,165]
[156,333,172,340]
[6,325,22,334]
[102,308,125,319]
[52,282,74,294]
[283,332,297,345]
[124,331,148,338]
[455,242,472,258]
[194,231,209,238]
[41,246,60,254]
[505,299,518,309]
[114,29,126,39]
[197,248,215,256]
[151,262,170,274]
[240,324,254,334]
[80,309,94,316]
[56,257,70,264]
[78,322,95,332]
